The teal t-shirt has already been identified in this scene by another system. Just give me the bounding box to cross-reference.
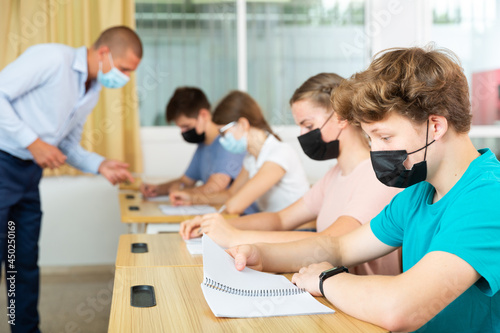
[371,148,500,333]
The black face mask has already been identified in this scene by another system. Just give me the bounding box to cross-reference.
[297,113,341,161]
[370,120,435,188]
[182,128,205,144]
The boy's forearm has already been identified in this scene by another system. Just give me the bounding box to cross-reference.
[191,190,229,205]
[230,229,316,248]
[158,178,185,194]
[260,235,340,273]
[322,273,400,331]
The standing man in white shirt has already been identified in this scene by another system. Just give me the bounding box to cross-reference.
[0,26,142,332]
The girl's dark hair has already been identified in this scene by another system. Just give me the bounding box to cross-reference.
[212,91,280,140]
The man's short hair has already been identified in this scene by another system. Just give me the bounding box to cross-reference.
[165,87,211,122]
[333,45,472,133]
[93,26,143,58]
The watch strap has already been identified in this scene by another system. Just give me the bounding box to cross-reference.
[319,266,348,297]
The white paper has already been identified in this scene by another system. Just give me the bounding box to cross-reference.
[145,195,170,202]
[185,237,203,255]
[158,204,216,216]
[201,235,334,318]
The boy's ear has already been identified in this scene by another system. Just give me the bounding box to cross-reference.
[429,115,448,141]
[198,108,210,120]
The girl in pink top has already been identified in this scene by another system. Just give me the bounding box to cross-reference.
[180,73,402,276]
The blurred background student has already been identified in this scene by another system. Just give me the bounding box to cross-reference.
[171,90,310,215]
[140,87,247,206]
[180,73,401,276]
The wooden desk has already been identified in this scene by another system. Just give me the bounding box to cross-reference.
[108,266,388,333]
[119,177,142,191]
[116,233,202,268]
[118,192,238,233]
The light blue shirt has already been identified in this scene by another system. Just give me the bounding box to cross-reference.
[0,43,105,173]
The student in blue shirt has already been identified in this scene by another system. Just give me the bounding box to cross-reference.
[140,87,248,208]
[227,47,500,332]
[0,26,142,332]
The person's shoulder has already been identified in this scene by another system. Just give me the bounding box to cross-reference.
[27,43,74,57]
[265,136,295,156]
[210,135,224,148]
[475,149,500,180]
[25,43,75,66]
[242,153,254,170]
[456,149,500,193]
[321,163,341,181]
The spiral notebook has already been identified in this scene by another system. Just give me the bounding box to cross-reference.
[201,235,335,318]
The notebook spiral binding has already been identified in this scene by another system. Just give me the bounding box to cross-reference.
[203,277,306,297]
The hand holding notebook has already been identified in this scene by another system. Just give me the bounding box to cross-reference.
[201,235,335,318]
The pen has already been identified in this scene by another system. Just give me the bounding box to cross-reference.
[217,204,226,214]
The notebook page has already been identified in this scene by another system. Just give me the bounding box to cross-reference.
[201,235,335,317]
[158,204,216,216]
[145,195,170,202]
[184,237,202,255]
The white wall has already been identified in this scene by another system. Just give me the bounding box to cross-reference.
[140,126,335,182]
[39,176,126,267]
[368,0,432,56]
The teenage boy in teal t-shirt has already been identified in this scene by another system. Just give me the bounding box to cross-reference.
[225,47,500,332]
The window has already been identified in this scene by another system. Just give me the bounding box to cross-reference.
[431,0,500,156]
[135,0,238,126]
[135,0,367,126]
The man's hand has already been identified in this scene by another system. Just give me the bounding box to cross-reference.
[291,262,334,296]
[98,159,134,185]
[226,244,264,272]
[27,138,67,169]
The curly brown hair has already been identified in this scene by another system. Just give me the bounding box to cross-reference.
[333,46,472,133]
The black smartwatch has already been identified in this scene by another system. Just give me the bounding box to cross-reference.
[319,266,348,297]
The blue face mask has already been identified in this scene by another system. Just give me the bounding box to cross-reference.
[97,53,130,89]
[220,132,247,154]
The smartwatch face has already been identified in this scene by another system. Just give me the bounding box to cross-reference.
[320,266,348,279]
[320,268,336,277]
